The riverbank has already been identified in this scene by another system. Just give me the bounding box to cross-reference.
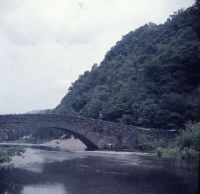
[0,140,154,156]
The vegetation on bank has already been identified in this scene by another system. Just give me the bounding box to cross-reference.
[135,122,200,160]
[0,146,25,164]
[54,3,200,130]
[156,122,200,159]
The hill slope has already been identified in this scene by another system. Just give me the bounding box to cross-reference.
[54,3,200,130]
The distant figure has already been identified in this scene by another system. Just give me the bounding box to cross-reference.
[99,112,103,120]
[98,112,103,125]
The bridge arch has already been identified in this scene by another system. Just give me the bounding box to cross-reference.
[41,127,99,150]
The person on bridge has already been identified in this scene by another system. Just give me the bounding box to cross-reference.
[99,112,103,120]
[98,112,103,125]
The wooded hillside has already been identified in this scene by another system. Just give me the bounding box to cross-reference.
[54,3,200,130]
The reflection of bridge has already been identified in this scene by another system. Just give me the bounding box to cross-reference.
[0,114,176,150]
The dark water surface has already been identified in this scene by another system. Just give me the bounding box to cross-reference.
[0,146,199,194]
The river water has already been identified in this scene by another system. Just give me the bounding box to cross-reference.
[0,145,199,194]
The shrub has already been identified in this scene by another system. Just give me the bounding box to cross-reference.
[156,147,163,157]
[0,153,11,163]
[177,122,200,151]
[137,134,153,151]
[136,134,169,152]
[156,122,200,160]
[0,146,25,164]
[156,147,179,158]
[180,147,199,160]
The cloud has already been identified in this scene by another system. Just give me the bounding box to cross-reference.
[0,0,195,114]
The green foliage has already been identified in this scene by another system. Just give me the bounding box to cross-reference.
[177,122,200,151]
[136,134,152,151]
[156,122,200,159]
[157,147,179,158]
[180,147,199,160]
[0,146,25,164]
[0,152,10,163]
[54,3,200,130]
[6,146,25,157]
[136,134,169,152]
[156,147,199,160]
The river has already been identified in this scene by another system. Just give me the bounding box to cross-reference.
[0,144,199,194]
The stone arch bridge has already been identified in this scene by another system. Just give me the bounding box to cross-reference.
[0,114,176,150]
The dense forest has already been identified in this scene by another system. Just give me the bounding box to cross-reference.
[54,3,200,130]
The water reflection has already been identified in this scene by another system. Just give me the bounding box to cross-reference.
[0,147,199,194]
[22,184,66,194]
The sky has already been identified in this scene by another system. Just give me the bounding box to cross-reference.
[0,0,195,114]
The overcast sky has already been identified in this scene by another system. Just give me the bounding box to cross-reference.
[0,0,195,114]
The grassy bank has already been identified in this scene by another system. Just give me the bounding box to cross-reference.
[135,122,200,160]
